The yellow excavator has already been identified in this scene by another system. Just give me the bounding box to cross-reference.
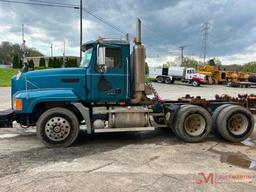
[197,59,250,84]
[197,60,226,84]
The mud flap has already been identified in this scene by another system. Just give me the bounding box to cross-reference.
[0,109,15,128]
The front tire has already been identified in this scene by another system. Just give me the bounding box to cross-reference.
[156,76,164,83]
[37,107,80,148]
[192,81,200,87]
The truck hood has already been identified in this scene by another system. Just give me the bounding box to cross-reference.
[12,68,87,100]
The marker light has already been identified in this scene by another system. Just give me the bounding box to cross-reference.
[15,99,23,110]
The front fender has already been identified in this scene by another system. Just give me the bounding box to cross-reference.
[14,89,80,113]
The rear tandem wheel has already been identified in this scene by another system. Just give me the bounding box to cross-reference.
[214,105,255,142]
[172,105,212,143]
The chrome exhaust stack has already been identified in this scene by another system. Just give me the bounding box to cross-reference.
[131,18,146,104]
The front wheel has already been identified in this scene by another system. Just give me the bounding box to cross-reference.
[37,107,80,148]
[156,76,164,83]
[192,81,200,87]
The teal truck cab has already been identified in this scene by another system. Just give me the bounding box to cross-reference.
[0,18,255,147]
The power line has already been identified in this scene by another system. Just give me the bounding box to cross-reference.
[83,8,126,35]
[0,0,79,9]
[0,0,126,35]
[28,0,77,7]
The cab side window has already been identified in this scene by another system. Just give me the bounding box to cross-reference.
[106,48,121,69]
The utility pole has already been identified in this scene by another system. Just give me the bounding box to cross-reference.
[21,24,28,70]
[22,24,25,50]
[80,0,83,61]
[179,46,186,66]
[202,22,209,64]
[63,41,66,57]
[63,40,66,67]
[50,44,53,57]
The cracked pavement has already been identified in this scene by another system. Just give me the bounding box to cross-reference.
[0,84,256,192]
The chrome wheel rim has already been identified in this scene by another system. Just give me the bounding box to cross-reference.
[228,113,248,136]
[193,81,198,86]
[184,114,206,136]
[45,117,71,141]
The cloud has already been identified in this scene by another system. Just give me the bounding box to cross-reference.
[0,0,256,65]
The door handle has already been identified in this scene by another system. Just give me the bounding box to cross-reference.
[115,88,121,94]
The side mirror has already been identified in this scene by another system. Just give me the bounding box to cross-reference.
[97,46,106,65]
[97,46,107,73]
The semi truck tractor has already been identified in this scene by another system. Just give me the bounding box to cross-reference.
[0,18,255,147]
[149,66,206,86]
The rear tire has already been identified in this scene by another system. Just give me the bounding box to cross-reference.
[167,105,189,136]
[37,107,80,148]
[165,77,171,84]
[174,105,212,142]
[212,104,231,135]
[216,105,254,142]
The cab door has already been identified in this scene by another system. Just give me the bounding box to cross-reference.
[90,45,128,102]
[185,69,193,80]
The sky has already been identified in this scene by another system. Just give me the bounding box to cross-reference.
[0,0,256,66]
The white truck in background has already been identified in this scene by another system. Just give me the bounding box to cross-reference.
[149,67,206,87]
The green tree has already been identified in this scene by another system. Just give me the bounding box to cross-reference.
[18,59,23,69]
[48,58,53,68]
[0,41,44,65]
[145,62,149,75]
[163,61,175,68]
[182,57,201,68]
[12,55,20,68]
[65,58,78,67]
[28,59,34,69]
[1,42,13,65]
[59,58,64,67]
[39,58,46,67]
[242,61,256,73]
[52,57,62,68]
[27,48,44,57]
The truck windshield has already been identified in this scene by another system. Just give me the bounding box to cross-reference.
[80,48,93,67]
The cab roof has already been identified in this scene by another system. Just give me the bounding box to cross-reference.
[82,39,129,51]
